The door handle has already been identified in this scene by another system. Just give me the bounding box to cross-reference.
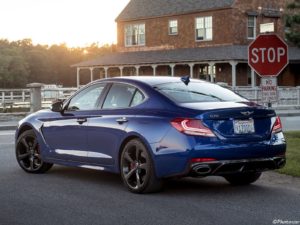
[116,117,128,124]
[77,118,87,124]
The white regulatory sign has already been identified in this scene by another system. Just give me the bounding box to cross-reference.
[261,77,278,103]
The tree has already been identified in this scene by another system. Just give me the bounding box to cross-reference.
[0,45,29,88]
[0,39,116,88]
[285,0,300,47]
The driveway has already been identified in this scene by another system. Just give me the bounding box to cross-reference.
[0,130,299,225]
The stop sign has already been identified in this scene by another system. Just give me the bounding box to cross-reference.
[248,34,288,77]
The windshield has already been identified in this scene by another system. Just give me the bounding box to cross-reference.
[154,82,247,103]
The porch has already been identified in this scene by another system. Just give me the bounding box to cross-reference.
[72,45,300,88]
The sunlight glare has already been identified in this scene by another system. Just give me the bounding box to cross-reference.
[0,0,130,47]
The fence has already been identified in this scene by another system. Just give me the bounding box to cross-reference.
[233,86,300,106]
[0,87,77,111]
[0,86,299,111]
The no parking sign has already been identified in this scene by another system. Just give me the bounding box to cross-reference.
[261,77,278,103]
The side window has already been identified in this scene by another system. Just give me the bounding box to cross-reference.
[102,83,144,109]
[131,90,144,107]
[67,84,106,111]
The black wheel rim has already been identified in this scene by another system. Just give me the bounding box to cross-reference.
[121,144,148,190]
[16,134,42,172]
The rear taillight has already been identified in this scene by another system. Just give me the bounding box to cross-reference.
[171,118,215,137]
[272,116,282,133]
[191,158,216,163]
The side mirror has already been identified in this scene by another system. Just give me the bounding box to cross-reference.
[51,101,64,112]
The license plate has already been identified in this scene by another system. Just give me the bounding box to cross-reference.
[233,119,255,134]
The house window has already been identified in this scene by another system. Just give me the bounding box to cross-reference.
[125,24,145,47]
[195,16,212,41]
[169,19,178,35]
[247,16,256,39]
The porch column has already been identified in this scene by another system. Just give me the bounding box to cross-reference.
[90,67,94,82]
[230,61,238,88]
[189,63,195,78]
[251,68,256,87]
[104,67,108,79]
[119,66,124,77]
[135,66,140,76]
[170,64,175,77]
[76,67,81,88]
[209,62,215,82]
[152,65,157,76]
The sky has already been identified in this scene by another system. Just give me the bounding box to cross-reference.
[0,0,130,47]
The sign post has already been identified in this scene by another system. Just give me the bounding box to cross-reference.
[248,34,289,107]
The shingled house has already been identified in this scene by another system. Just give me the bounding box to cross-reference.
[73,0,300,88]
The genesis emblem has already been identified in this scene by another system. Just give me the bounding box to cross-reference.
[240,111,254,116]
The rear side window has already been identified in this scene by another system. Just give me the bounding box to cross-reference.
[131,90,144,107]
[155,82,246,103]
[103,83,144,109]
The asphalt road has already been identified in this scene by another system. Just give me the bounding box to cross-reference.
[0,130,300,225]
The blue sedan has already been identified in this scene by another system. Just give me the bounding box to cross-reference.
[15,76,286,193]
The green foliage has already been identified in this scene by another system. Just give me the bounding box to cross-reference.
[0,41,29,88]
[0,39,116,88]
[285,0,300,47]
[278,131,300,177]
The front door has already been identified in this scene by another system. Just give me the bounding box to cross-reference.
[41,83,107,162]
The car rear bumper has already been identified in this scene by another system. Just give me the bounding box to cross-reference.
[190,156,286,177]
[151,130,286,178]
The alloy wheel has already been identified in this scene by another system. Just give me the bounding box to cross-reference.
[121,142,149,190]
[16,131,43,172]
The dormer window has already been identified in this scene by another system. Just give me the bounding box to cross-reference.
[195,16,213,41]
[169,19,178,35]
[125,24,145,47]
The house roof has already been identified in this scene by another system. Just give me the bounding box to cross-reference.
[72,46,300,68]
[116,0,235,22]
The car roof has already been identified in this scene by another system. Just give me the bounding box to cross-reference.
[103,76,206,86]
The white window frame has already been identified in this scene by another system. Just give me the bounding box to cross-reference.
[169,19,178,35]
[195,16,213,41]
[125,23,145,47]
[247,16,256,39]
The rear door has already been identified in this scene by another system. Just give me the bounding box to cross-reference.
[86,82,145,166]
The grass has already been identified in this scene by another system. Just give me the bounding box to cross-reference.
[277,131,300,177]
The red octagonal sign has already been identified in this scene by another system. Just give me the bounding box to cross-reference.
[248,34,289,77]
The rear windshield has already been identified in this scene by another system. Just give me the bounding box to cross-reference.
[154,82,247,103]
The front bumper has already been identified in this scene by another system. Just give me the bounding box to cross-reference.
[190,156,286,177]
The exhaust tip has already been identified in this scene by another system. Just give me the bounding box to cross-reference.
[192,165,212,175]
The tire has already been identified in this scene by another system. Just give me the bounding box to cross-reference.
[224,172,262,185]
[16,130,53,173]
[120,139,163,193]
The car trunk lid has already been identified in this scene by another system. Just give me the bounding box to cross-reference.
[180,102,276,142]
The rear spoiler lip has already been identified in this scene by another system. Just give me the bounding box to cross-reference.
[198,108,276,120]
